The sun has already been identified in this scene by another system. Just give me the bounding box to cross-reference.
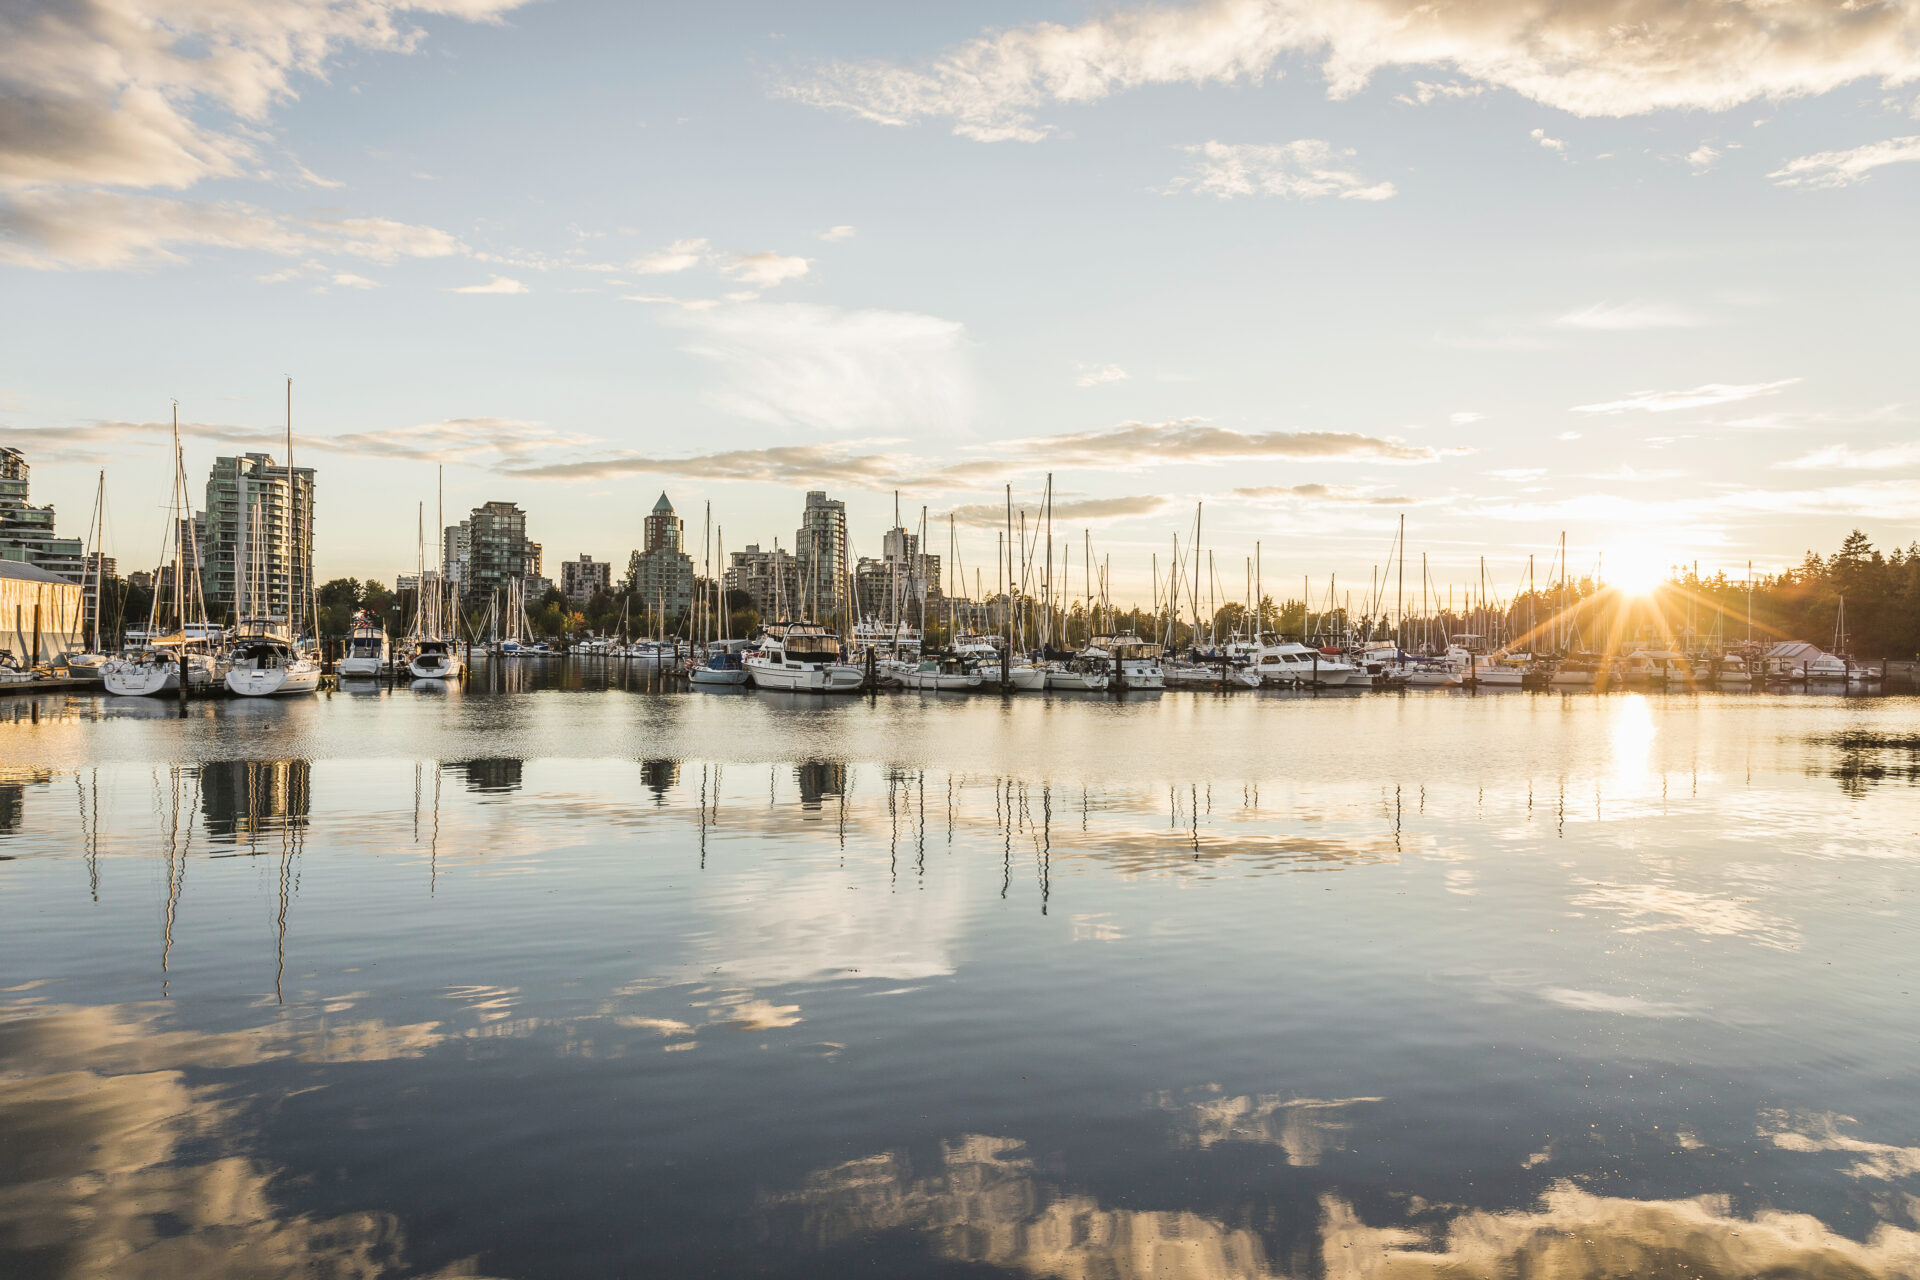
[1605,544,1670,596]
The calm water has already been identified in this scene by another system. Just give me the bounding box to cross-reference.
[3,672,1919,1278]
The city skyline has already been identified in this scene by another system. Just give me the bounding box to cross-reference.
[3,2,1918,597]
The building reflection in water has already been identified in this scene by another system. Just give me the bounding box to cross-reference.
[795,760,846,811]
[640,759,680,805]
[443,758,524,795]
[0,765,54,836]
[763,1131,1920,1279]
[197,760,311,845]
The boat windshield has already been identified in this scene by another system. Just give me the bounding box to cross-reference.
[783,636,841,659]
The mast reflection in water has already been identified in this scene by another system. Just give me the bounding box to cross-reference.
[0,688,1916,1278]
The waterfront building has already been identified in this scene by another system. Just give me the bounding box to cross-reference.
[561,554,611,604]
[0,448,85,581]
[202,453,315,626]
[795,490,848,621]
[458,501,538,607]
[127,570,154,594]
[724,543,802,621]
[0,560,82,663]
[626,493,694,623]
[395,573,420,595]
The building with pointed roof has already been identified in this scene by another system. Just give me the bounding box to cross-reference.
[627,491,693,627]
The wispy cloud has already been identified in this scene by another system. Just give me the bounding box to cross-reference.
[723,251,811,287]
[1531,127,1566,152]
[990,419,1451,467]
[630,237,711,274]
[1074,363,1129,387]
[1166,140,1395,201]
[777,0,1918,140]
[1573,379,1802,414]
[3,415,590,468]
[1688,143,1721,170]
[1769,135,1920,188]
[1449,411,1485,425]
[947,495,1169,527]
[655,301,973,434]
[818,225,857,242]
[0,189,465,270]
[1552,301,1704,331]
[451,275,528,295]
[1231,483,1416,505]
[503,441,917,487]
[1774,441,1920,471]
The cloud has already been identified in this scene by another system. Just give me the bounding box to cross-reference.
[1396,79,1485,105]
[654,301,972,434]
[1231,482,1416,505]
[622,292,721,310]
[502,441,918,487]
[330,271,380,289]
[1531,127,1566,152]
[1573,378,1802,414]
[1688,142,1721,170]
[723,251,811,287]
[1166,139,1395,200]
[778,0,1920,141]
[1760,1110,1920,1181]
[0,0,527,269]
[0,188,465,269]
[1552,301,1704,331]
[1075,363,1129,387]
[451,274,527,294]
[819,224,857,241]
[991,418,1448,467]
[1449,411,1485,425]
[630,236,711,273]
[2,415,592,468]
[947,495,1171,527]
[1774,441,1920,470]
[1769,135,1920,188]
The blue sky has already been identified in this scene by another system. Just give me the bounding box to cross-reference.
[4,0,1918,601]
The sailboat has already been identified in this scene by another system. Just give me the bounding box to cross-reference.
[408,472,465,683]
[102,408,221,696]
[225,381,320,697]
[691,523,749,685]
[65,470,112,681]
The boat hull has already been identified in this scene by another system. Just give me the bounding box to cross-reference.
[338,657,385,677]
[690,667,751,686]
[225,663,320,697]
[746,659,865,692]
[409,655,465,681]
[901,671,982,691]
[1043,669,1109,691]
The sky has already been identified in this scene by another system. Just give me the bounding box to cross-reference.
[3,0,1918,608]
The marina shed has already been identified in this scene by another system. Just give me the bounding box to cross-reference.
[0,559,80,663]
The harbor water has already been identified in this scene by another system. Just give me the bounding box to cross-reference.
[3,676,1919,1277]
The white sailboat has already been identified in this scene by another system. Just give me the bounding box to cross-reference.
[691,524,750,686]
[408,475,465,683]
[103,408,221,697]
[225,381,319,698]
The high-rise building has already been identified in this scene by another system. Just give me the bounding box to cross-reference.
[627,493,694,623]
[458,501,538,606]
[157,513,206,611]
[0,448,85,581]
[202,453,315,626]
[442,520,470,591]
[81,552,116,639]
[854,523,941,623]
[561,554,611,604]
[723,543,801,621]
[795,490,847,621]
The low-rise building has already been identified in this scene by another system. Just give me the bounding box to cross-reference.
[561,554,610,604]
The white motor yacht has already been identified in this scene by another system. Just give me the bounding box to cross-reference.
[745,623,865,693]
[1042,658,1111,692]
[338,613,388,677]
